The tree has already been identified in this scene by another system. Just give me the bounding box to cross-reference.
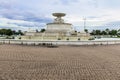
[6,29,13,36]
[12,30,16,35]
[95,30,101,35]
[84,29,88,33]
[90,30,96,35]
[90,29,119,36]
[0,29,13,36]
[118,29,120,31]
[40,29,46,32]
[101,31,107,35]
[0,29,24,36]
[105,28,110,35]
[18,30,23,35]
[117,29,120,36]
[109,30,117,36]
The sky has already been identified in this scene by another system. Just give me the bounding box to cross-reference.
[0,0,120,31]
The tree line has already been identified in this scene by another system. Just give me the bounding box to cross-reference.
[90,29,120,36]
[0,28,120,37]
[0,29,23,36]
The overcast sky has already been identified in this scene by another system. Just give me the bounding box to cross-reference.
[0,0,120,31]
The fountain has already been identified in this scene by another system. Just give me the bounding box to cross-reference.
[46,13,73,33]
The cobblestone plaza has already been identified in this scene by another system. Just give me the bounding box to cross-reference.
[0,44,120,80]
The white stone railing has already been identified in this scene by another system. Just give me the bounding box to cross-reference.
[0,39,120,46]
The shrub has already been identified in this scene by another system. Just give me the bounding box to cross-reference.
[19,37,21,39]
[89,38,95,40]
[42,43,46,46]
[66,38,69,41]
[78,38,80,41]
[58,38,61,40]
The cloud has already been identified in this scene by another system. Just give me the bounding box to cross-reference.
[0,0,52,31]
[85,21,120,31]
[0,17,46,31]
[2,11,52,23]
[59,0,79,5]
[0,0,120,31]
[0,0,14,8]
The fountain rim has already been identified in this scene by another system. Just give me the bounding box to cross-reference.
[52,13,66,17]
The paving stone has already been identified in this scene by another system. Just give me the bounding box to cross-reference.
[0,44,120,80]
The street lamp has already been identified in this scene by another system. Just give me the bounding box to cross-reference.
[83,18,86,32]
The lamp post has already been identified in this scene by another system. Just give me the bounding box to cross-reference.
[83,18,86,32]
[83,18,87,40]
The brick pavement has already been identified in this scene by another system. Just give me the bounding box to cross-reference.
[0,44,120,80]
